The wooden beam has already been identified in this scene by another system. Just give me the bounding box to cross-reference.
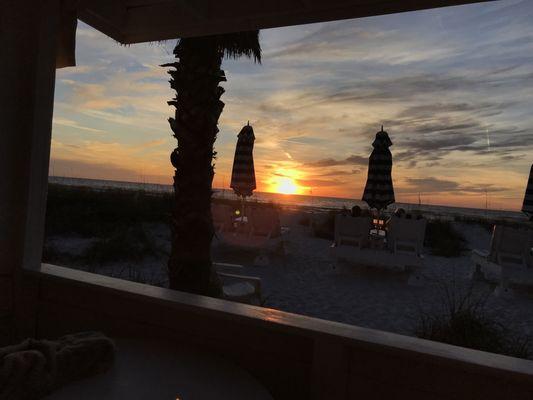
[78,0,127,43]
[83,0,496,44]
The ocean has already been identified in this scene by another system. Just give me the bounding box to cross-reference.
[48,176,527,222]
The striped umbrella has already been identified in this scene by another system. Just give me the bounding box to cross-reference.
[522,164,533,219]
[362,126,395,211]
[230,122,256,215]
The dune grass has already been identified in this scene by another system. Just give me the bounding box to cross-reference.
[44,184,171,268]
[416,280,531,359]
[81,226,158,265]
[45,183,173,238]
[424,220,468,257]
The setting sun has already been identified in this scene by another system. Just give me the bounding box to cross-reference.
[265,167,306,195]
[274,177,298,195]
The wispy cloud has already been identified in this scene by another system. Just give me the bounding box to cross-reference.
[53,117,105,134]
[304,155,367,168]
[399,177,509,194]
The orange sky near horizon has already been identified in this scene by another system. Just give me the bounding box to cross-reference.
[50,131,528,211]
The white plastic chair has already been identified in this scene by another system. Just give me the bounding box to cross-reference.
[249,207,281,239]
[387,216,427,257]
[333,214,372,248]
[490,225,532,268]
[471,225,533,292]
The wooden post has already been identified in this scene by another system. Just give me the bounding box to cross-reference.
[0,0,60,342]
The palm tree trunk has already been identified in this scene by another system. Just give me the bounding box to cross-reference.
[164,37,226,296]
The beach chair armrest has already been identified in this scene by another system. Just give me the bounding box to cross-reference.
[338,234,365,247]
[214,262,245,274]
[472,249,489,258]
[217,272,261,294]
[497,251,526,267]
[394,240,418,254]
[250,227,273,240]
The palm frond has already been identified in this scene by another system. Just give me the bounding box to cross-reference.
[176,30,261,63]
[215,30,261,63]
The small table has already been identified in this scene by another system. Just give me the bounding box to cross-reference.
[45,339,273,400]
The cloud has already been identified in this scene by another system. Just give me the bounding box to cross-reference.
[49,158,168,184]
[291,71,533,109]
[397,102,505,119]
[265,23,395,60]
[296,178,346,188]
[399,177,508,194]
[53,117,105,134]
[317,170,360,177]
[63,81,121,110]
[50,137,173,183]
[304,155,367,167]
[401,135,479,153]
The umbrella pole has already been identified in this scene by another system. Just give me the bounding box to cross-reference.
[375,208,383,235]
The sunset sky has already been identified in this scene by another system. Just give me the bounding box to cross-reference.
[51,0,533,210]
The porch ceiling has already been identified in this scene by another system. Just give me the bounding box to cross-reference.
[78,0,495,44]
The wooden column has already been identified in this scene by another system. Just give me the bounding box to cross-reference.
[0,0,60,343]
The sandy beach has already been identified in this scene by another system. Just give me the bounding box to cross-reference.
[44,190,533,346]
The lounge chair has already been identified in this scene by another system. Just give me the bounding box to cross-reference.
[310,211,330,234]
[214,262,262,305]
[387,216,426,257]
[249,206,282,239]
[216,207,285,264]
[470,225,533,294]
[334,214,372,248]
[388,216,427,279]
[331,214,426,274]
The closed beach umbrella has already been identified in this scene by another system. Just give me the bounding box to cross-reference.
[362,126,395,211]
[230,122,256,202]
[522,164,533,219]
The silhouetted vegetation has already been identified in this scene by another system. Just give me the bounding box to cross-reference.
[82,226,158,265]
[44,184,170,268]
[45,183,172,237]
[424,220,468,257]
[416,281,531,359]
[452,214,530,232]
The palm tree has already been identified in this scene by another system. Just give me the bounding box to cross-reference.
[163,32,261,296]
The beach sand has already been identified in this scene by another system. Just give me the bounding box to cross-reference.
[44,206,533,342]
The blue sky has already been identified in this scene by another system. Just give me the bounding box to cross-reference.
[51,0,533,209]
